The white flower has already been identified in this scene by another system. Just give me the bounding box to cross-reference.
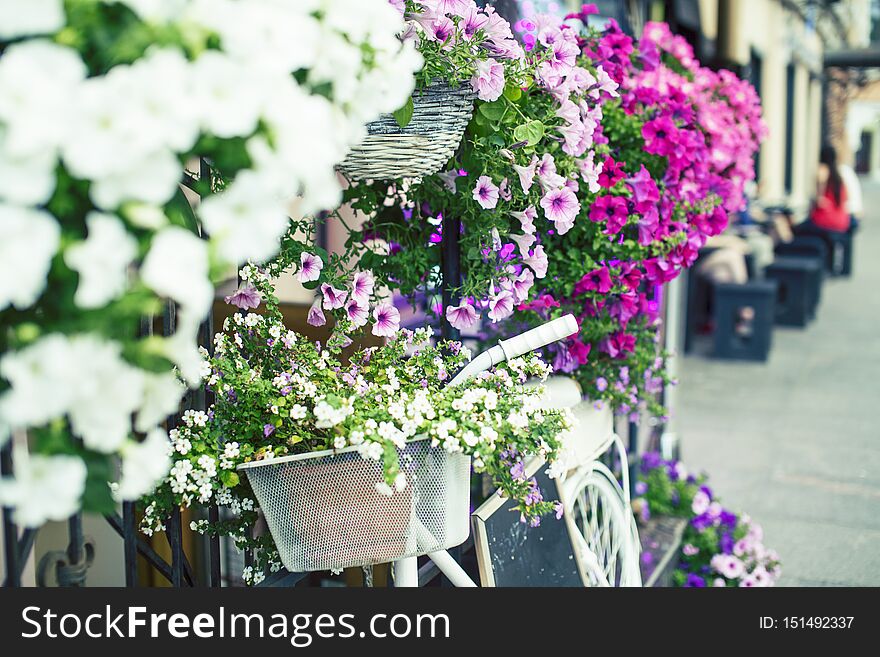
[0,138,57,205]
[0,205,59,310]
[64,212,138,308]
[113,427,172,501]
[141,226,213,317]
[289,404,307,420]
[115,0,188,24]
[191,50,265,139]
[0,450,86,527]
[90,149,182,210]
[136,371,184,433]
[199,172,290,266]
[0,0,65,40]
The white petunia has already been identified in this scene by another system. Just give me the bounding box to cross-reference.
[90,149,182,210]
[0,205,60,311]
[0,451,86,527]
[199,172,290,266]
[113,427,172,501]
[64,212,139,308]
[191,50,265,139]
[0,137,57,205]
[135,371,184,433]
[140,226,213,317]
[0,0,65,40]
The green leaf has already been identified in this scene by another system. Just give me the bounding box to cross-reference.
[392,96,414,128]
[513,120,545,146]
[220,470,240,488]
[478,100,506,121]
[503,84,522,102]
[165,186,200,234]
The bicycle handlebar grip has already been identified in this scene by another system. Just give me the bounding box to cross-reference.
[498,314,578,360]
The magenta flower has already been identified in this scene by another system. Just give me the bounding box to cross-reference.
[540,187,580,234]
[472,175,499,209]
[307,299,326,327]
[446,301,478,331]
[372,303,400,337]
[628,164,660,209]
[351,270,374,303]
[574,266,613,295]
[589,195,629,235]
[523,244,548,278]
[298,252,323,283]
[344,297,369,328]
[509,232,536,257]
[224,283,261,310]
[487,286,514,323]
[320,283,348,310]
[513,155,538,192]
[470,58,505,101]
[510,206,537,234]
[594,65,619,98]
[642,116,679,157]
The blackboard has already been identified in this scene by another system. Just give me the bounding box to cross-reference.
[471,460,582,587]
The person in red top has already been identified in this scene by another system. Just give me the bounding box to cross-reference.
[809,144,850,233]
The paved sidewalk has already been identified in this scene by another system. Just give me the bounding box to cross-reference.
[676,180,880,586]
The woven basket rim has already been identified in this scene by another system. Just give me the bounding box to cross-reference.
[237,435,434,471]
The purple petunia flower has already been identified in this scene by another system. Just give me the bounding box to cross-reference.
[445,301,478,331]
[372,303,400,337]
[472,175,500,209]
[307,298,326,327]
[263,424,275,437]
[224,282,262,310]
[298,252,323,283]
[320,283,348,310]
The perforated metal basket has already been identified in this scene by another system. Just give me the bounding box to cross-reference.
[238,439,471,573]
[337,81,474,181]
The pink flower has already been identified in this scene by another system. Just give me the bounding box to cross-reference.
[711,554,745,580]
[509,269,534,303]
[540,187,580,234]
[345,297,368,328]
[372,303,400,337]
[307,299,326,327]
[536,153,565,188]
[472,175,499,209]
[471,58,505,101]
[224,283,261,310]
[298,252,323,283]
[509,232,536,257]
[320,283,348,310]
[351,270,374,303]
[510,206,537,233]
[487,286,514,322]
[446,301,478,331]
[512,155,538,192]
[498,177,512,201]
[691,489,711,514]
[460,4,488,39]
[574,266,613,295]
[594,65,619,98]
[578,151,603,193]
[523,244,548,278]
[683,543,699,557]
[429,16,455,44]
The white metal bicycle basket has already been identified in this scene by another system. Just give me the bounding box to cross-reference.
[238,438,471,573]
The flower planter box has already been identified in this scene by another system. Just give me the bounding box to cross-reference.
[337,81,474,181]
[239,438,470,573]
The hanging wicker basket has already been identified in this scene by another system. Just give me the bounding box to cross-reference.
[238,438,471,573]
[338,82,475,181]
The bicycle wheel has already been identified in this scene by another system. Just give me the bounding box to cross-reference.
[561,464,641,587]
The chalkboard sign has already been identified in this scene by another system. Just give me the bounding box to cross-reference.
[472,459,582,587]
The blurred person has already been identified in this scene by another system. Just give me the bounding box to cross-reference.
[799,143,850,235]
[839,159,863,232]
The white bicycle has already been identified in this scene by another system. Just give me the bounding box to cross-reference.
[392,316,642,587]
